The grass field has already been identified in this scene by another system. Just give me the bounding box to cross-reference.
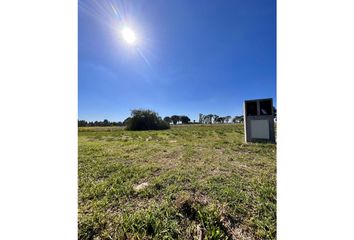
[78,124,276,240]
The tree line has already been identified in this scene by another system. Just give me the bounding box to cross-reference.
[78,114,245,127]
[78,107,276,128]
[78,119,124,127]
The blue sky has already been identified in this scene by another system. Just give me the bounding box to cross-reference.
[79,0,276,122]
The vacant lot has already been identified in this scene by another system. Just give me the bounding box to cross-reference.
[79,124,276,240]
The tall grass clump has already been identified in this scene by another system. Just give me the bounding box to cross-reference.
[126,109,170,131]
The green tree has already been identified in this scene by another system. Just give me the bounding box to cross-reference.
[180,116,190,124]
[171,115,180,125]
[126,109,170,131]
[78,120,88,127]
[103,119,110,126]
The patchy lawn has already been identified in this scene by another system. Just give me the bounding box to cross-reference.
[78,124,276,239]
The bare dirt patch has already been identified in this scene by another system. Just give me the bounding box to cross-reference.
[133,182,149,191]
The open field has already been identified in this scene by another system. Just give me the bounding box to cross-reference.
[78,124,276,240]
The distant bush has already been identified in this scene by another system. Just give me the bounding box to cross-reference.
[126,109,170,131]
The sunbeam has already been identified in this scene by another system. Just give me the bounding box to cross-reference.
[79,0,155,70]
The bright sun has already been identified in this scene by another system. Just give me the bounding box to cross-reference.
[121,27,136,45]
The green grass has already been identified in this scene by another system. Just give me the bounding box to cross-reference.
[78,124,276,240]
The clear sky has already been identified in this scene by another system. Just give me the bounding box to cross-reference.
[79,0,276,122]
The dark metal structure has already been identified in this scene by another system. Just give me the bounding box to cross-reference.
[244,98,275,143]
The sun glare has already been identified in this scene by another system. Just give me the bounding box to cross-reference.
[121,27,136,45]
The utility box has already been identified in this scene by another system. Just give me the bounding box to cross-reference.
[244,98,275,143]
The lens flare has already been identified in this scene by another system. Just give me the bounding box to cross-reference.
[121,27,136,45]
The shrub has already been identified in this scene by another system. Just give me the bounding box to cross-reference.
[126,109,170,131]
[163,116,172,124]
[123,117,132,126]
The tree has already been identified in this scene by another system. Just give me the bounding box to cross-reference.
[78,120,88,127]
[126,109,170,131]
[103,119,110,126]
[171,115,180,125]
[163,116,172,124]
[180,116,190,124]
[215,116,225,124]
[123,117,132,126]
[232,115,244,123]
